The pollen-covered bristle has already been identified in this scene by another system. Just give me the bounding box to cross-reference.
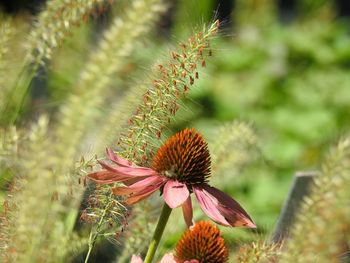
[152,128,211,186]
[175,221,229,263]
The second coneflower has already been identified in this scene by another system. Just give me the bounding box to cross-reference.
[175,221,229,263]
[88,128,255,228]
[131,221,229,263]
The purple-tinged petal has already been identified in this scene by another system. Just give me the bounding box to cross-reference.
[87,171,127,184]
[106,148,134,167]
[194,185,256,228]
[124,190,156,205]
[182,196,193,228]
[184,260,199,263]
[204,185,256,228]
[130,255,143,263]
[124,180,165,205]
[87,170,147,184]
[112,176,164,195]
[163,180,189,208]
[193,186,230,226]
[97,160,156,177]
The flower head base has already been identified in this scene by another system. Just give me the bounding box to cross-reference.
[175,221,229,263]
[88,128,256,228]
[152,128,211,186]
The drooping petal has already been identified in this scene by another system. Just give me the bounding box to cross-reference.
[193,185,256,228]
[130,255,143,263]
[182,196,193,228]
[106,148,133,167]
[163,180,189,208]
[88,170,147,184]
[159,253,177,263]
[97,160,156,177]
[125,190,157,205]
[124,180,165,205]
[204,185,255,228]
[193,186,229,226]
[112,175,164,195]
[87,171,127,184]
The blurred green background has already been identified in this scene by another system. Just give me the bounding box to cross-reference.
[2,0,350,258]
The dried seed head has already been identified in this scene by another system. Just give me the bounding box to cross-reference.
[175,221,229,263]
[152,128,211,186]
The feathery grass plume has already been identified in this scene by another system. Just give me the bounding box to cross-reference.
[0,117,100,262]
[0,17,20,116]
[115,21,220,260]
[236,241,283,263]
[0,18,12,57]
[209,121,258,184]
[0,17,13,90]
[0,126,19,170]
[1,0,112,125]
[1,116,52,262]
[55,0,167,170]
[117,20,220,164]
[26,0,111,65]
[0,126,18,258]
[280,138,350,263]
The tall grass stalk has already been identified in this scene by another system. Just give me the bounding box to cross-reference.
[280,138,350,262]
[1,0,111,125]
[79,0,167,261]
[209,121,258,183]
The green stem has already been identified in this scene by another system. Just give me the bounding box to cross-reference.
[144,203,172,263]
[84,232,94,263]
[84,201,111,263]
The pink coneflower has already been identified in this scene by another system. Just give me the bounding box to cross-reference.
[88,128,255,228]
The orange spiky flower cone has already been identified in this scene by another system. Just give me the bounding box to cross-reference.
[175,221,229,263]
[152,128,211,186]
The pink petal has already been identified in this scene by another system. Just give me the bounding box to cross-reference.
[194,185,256,228]
[98,160,156,177]
[204,185,256,228]
[125,191,156,205]
[112,176,164,195]
[163,180,189,208]
[193,186,229,226]
[130,255,143,263]
[87,171,126,184]
[106,148,133,167]
[124,180,165,205]
[182,196,193,228]
[184,260,199,263]
[88,170,147,184]
[159,253,177,263]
